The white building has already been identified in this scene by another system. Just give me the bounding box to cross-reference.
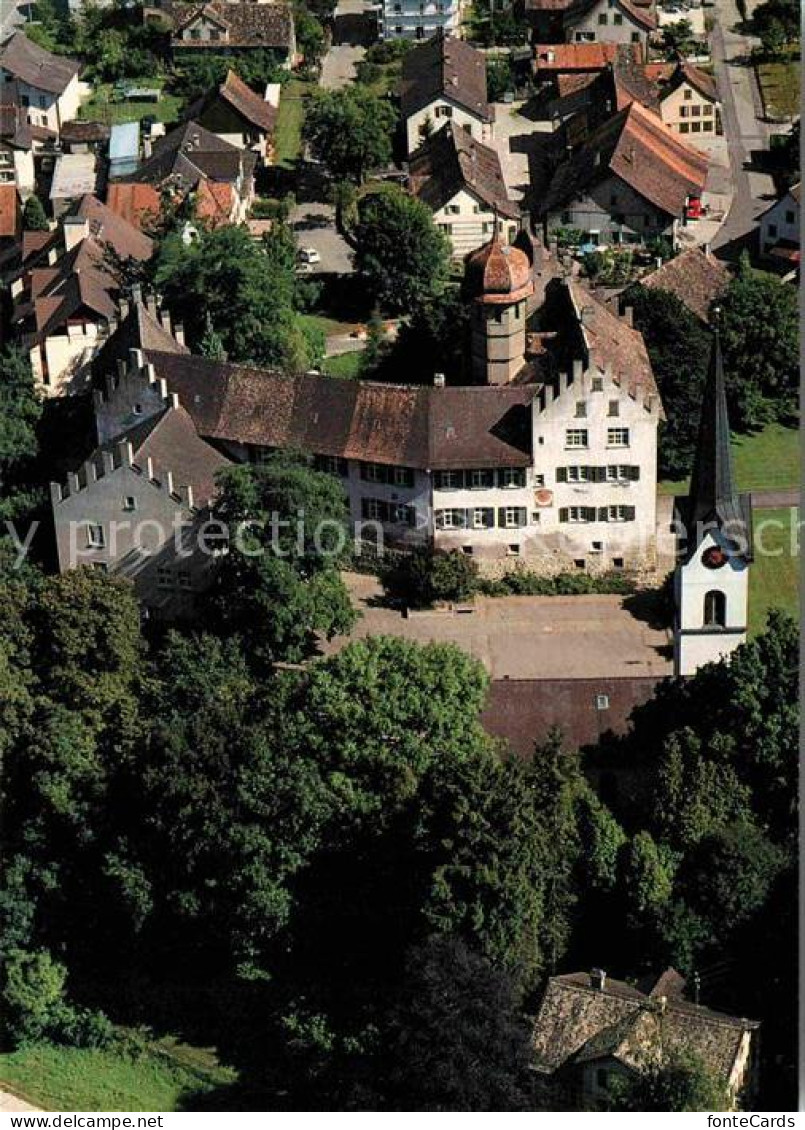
[0,32,88,136]
[379,0,459,42]
[408,122,519,258]
[401,33,494,157]
[758,182,799,269]
[673,326,752,676]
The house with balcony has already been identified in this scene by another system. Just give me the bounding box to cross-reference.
[379,0,459,42]
[401,33,494,156]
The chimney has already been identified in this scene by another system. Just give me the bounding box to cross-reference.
[622,304,633,327]
[590,968,607,991]
[143,136,152,159]
[434,372,446,387]
[174,323,185,346]
[63,216,90,253]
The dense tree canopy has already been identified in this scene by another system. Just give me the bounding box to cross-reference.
[303,87,398,183]
[352,187,451,315]
[151,223,323,372]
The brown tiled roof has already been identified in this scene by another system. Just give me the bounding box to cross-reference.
[60,120,111,145]
[0,31,80,94]
[556,72,599,98]
[0,183,19,239]
[401,32,492,123]
[615,0,657,29]
[612,59,662,112]
[640,247,730,323]
[106,183,162,230]
[217,69,277,133]
[408,121,519,220]
[482,675,660,755]
[91,299,188,383]
[124,403,229,505]
[674,61,718,101]
[542,100,708,219]
[132,120,249,188]
[73,194,155,261]
[534,42,626,72]
[143,351,535,470]
[169,1,294,49]
[532,971,758,1083]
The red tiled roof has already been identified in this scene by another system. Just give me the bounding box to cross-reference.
[534,42,623,71]
[195,178,234,223]
[0,183,19,238]
[543,100,708,219]
[106,183,162,231]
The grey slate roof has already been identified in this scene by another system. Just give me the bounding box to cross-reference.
[0,31,80,94]
[400,32,493,123]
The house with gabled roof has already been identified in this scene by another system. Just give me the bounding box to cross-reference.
[0,32,88,137]
[400,32,494,157]
[639,246,729,323]
[541,100,708,245]
[564,0,657,49]
[188,70,278,164]
[158,1,296,68]
[114,119,256,225]
[11,194,153,395]
[532,968,759,1109]
[758,182,799,271]
[407,122,520,257]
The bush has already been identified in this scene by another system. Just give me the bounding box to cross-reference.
[1,948,115,1051]
[22,195,49,232]
[478,571,636,597]
[365,40,412,64]
[553,227,585,250]
[355,61,383,86]
[382,549,479,607]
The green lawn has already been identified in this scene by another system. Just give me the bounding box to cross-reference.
[322,349,365,379]
[0,1040,236,1112]
[659,423,799,496]
[749,506,800,636]
[299,313,359,338]
[756,56,801,119]
[78,79,184,127]
[275,79,311,167]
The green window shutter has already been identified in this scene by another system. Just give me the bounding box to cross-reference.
[497,507,506,527]
[556,466,567,483]
[559,507,569,523]
[629,466,640,481]
[625,506,636,520]
[598,507,609,521]
[518,507,527,526]
[596,466,608,483]
[484,508,495,528]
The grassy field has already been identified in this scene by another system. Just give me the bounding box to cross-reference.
[0,1040,236,1112]
[78,80,184,127]
[275,79,311,167]
[322,349,365,379]
[659,423,799,496]
[756,56,801,120]
[749,506,800,636]
[299,313,359,338]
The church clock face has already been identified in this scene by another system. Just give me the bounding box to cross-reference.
[702,545,727,570]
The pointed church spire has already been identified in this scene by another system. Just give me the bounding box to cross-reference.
[687,309,738,529]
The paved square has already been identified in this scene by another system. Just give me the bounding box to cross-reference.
[320,573,673,679]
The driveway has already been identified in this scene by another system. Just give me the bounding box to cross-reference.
[708,0,777,257]
[321,574,673,680]
[320,0,375,90]
[290,202,354,274]
[489,101,555,207]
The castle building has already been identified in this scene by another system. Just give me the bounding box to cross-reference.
[51,245,664,613]
[673,323,752,676]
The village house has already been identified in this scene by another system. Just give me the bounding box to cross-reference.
[152,1,296,70]
[532,968,759,1109]
[639,246,730,323]
[646,61,721,141]
[187,70,278,165]
[11,195,153,395]
[60,234,662,584]
[59,119,112,156]
[407,122,520,257]
[563,0,656,48]
[541,100,709,245]
[50,151,102,219]
[0,104,44,199]
[0,32,88,136]
[107,120,256,228]
[757,182,799,271]
[401,33,494,157]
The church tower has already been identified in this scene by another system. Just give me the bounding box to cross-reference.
[673,317,753,677]
[463,233,534,385]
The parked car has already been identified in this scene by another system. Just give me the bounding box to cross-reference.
[297,246,322,266]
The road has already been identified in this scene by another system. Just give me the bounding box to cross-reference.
[320,0,374,90]
[708,0,777,257]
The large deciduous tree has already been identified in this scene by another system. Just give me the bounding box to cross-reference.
[303,86,398,183]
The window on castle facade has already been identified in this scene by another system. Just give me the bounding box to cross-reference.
[565,429,588,448]
[87,523,105,548]
[607,427,629,447]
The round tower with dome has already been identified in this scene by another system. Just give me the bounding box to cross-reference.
[463,233,534,386]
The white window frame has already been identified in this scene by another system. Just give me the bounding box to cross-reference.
[86,523,105,549]
[565,429,588,449]
[607,428,630,448]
